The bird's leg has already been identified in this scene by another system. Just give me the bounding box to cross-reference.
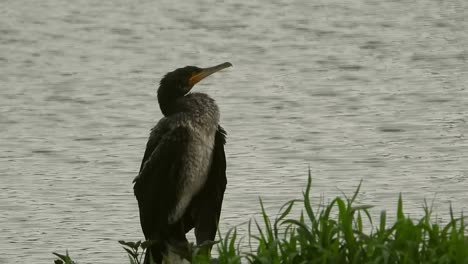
[165,222,191,262]
[194,211,220,257]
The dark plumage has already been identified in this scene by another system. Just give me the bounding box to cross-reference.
[133,62,232,263]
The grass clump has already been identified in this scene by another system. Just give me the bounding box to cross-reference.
[236,171,468,263]
[54,171,468,263]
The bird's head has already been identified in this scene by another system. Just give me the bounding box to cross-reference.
[157,62,232,115]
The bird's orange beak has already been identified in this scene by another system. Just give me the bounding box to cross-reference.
[188,62,232,87]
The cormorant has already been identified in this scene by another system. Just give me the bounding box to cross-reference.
[133,62,232,263]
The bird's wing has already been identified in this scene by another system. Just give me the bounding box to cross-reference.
[137,129,161,175]
[133,126,190,239]
[189,125,227,244]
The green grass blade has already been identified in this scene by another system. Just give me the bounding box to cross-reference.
[397,193,404,221]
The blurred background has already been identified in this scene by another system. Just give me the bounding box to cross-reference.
[1,0,467,263]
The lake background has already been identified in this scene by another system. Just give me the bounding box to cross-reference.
[1,0,467,263]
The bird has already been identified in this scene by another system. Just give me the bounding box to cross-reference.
[133,62,232,263]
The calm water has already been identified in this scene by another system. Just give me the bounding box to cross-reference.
[1,0,467,263]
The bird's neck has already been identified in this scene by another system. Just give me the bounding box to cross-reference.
[157,86,181,116]
[158,91,220,125]
[158,99,176,117]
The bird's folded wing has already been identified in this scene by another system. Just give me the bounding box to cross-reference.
[205,126,227,222]
[133,126,190,239]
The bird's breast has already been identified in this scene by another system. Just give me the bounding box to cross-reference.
[168,123,217,224]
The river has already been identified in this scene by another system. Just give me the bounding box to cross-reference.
[1,0,467,263]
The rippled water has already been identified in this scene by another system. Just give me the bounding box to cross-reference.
[1,0,467,263]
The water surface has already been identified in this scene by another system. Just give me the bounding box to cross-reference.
[1,0,467,263]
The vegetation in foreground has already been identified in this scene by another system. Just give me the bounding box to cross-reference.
[54,171,468,263]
